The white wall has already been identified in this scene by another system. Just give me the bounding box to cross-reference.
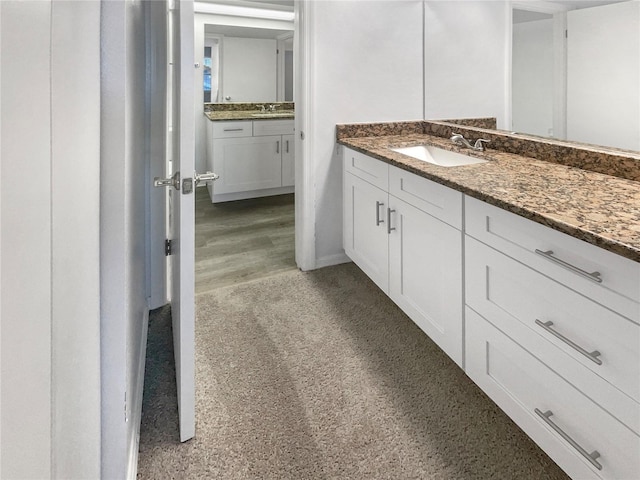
[223,37,277,102]
[512,19,554,137]
[101,0,150,477]
[424,1,510,128]
[567,1,640,151]
[306,0,424,266]
[1,1,101,478]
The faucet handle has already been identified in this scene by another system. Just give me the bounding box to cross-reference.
[257,104,266,112]
[474,139,490,151]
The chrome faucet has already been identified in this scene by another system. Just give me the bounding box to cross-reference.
[268,104,278,112]
[450,132,490,151]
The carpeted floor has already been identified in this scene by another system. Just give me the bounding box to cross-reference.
[137,263,569,479]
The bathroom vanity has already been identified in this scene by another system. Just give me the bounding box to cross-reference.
[338,120,640,480]
[204,102,295,203]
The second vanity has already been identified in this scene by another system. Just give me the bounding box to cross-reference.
[337,120,640,480]
[204,102,295,203]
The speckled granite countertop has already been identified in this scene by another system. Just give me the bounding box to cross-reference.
[338,132,640,263]
[205,110,295,121]
[204,102,294,122]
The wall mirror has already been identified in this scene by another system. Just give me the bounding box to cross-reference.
[203,24,294,103]
[511,0,639,151]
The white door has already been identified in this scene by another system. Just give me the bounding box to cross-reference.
[168,0,196,443]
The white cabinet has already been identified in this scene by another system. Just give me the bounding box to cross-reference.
[343,171,389,292]
[464,196,640,480]
[343,147,463,366]
[212,136,283,195]
[466,308,640,480]
[206,119,295,202]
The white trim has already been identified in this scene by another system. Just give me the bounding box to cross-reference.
[194,2,294,21]
[315,253,351,270]
[294,0,316,271]
[512,1,570,14]
[126,309,150,480]
[504,2,513,130]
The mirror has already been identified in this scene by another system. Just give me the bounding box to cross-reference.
[511,0,639,151]
[203,24,294,103]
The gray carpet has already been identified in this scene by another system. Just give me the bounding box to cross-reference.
[138,263,569,479]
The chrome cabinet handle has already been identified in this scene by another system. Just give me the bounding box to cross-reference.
[534,249,602,283]
[276,140,280,154]
[535,320,602,365]
[286,140,289,153]
[375,201,385,226]
[534,409,602,471]
[223,128,244,132]
[387,208,396,234]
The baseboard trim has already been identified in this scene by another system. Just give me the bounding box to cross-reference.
[314,252,351,269]
[126,307,150,480]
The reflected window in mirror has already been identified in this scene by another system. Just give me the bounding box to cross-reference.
[204,37,220,103]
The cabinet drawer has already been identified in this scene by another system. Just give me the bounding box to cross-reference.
[212,121,253,139]
[389,165,462,229]
[253,119,294,136]
[343,147,388,190]
[465,196,640,320]
[466,237,640,410]
[466,308,640,480]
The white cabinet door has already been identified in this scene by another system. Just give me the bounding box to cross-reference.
[343,172,389,293]
[281,133,295,187]
[388,196,463,366]
[213,135,282,195]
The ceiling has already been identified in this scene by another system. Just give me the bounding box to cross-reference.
[513,0,629,23]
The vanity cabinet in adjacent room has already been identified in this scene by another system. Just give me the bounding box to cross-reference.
[206,119,295,203]
[343,147,463,366]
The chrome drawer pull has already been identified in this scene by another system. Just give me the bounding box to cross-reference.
[223,128,244,132]
[534,409,602,471]
[534,249,602,283]
[387,208,396,234]
[375,201,385,226]
[535,320,602,365]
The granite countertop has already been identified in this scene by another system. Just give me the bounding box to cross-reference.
[338,132,640,263]
[205,110,295,122]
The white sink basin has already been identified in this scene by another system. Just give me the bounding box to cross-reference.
[391,144,488,167]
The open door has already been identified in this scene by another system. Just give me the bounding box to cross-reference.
[169,0,196,442]
[154,0,217,443]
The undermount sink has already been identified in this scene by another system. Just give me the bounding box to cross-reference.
[391,144,488,167]
[251,112,294,118]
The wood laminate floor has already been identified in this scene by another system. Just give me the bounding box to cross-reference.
[195,188,296,294]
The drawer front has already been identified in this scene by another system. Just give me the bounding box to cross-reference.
[212,121,253,139]
[466,308,640,480]
[253,119,294,136]
[465,196,640,320]
[389,165,462,229]
[343,147,388,190]
[466,237,640,412]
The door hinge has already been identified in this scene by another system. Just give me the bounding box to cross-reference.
[165,239,173,256]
